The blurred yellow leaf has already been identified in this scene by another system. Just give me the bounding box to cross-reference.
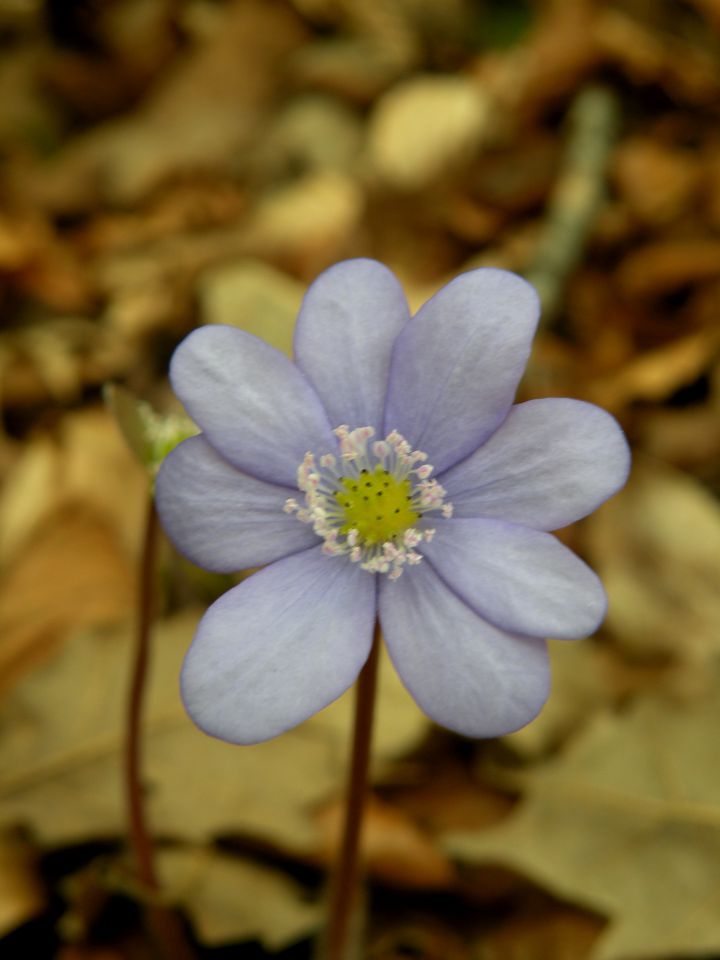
[159,846,321,949]
[198,259,304,357]
[368,74,489,190]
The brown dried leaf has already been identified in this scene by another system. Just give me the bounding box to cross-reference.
[477,903,604,960]
[368,75,490,190]
[198,259,305,357]
[0,613,427,851]
[159,846,321,949]
[241,170,363,273]
[315,795,455,889]
[617,239,720,299]
[612,138,700,227]
[445,672,720,960]
[588,327,719,409]
[0,504,135,697]
[596,7,720,105]
[0,829,45,938]
[23,0,307,208]
[0,409,147,566]
[503,641,618,758]
[584,458,720,669]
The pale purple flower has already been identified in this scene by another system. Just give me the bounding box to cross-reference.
[156,259,630,744]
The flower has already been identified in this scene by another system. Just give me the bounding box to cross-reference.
[156,259,630,745]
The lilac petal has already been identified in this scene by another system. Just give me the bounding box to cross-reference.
[379,561,549,738]
[156,435,318,573]
[384,269,539,473]
[181,548,377,744]
[422,519,606,640]
[294,259,411,433]
[440,398,630,530]
[170,325,335,487]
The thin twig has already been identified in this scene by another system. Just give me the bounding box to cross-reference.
[525,85,619,326]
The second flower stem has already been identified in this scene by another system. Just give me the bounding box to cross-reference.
[323,620,382,960]
[125,495,196,960]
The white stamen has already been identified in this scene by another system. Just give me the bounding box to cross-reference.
[288,426,453,580]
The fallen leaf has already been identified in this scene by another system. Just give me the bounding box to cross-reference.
[368,74,490,191]
[588,328,719,409]
[444,672,720,960]
[0,828,45,938]
[241,170,363,273]
[476,902,604,960]
[198,258,304,357]
[617,239,720,299]
[612,138,700,227]
[314,795,455,889]
[503,641,617,758]
[584,457,720,670]
[0,409,147,567]
[159,846,321,949]
[24,0,307,208]
[0,612,428,853]
[0,504,135,696]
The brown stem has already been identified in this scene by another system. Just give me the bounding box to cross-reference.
[323,621,382,960]
[125,494,196,960]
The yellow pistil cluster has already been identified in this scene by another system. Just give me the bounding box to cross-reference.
[336,465,419,545]
[286,425,452,579]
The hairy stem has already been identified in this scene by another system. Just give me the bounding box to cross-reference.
[125,495,195,960]
[323,621,382,960]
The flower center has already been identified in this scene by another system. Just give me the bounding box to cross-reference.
[284,425,453,580]
[336,466,419,545]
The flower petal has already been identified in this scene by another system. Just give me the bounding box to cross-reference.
[156,434,318,572]
[181,548,377,744]
[384,269,539,472]
[379,561,549,738]
[170,325,335,486]
[294,259,411,433]
[440,398,630,529]
[422,518,606,640]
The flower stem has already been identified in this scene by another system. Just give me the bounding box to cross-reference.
[323,621,382,960]
[125,494,196,960]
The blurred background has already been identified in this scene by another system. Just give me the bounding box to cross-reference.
[1,0,720,957]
